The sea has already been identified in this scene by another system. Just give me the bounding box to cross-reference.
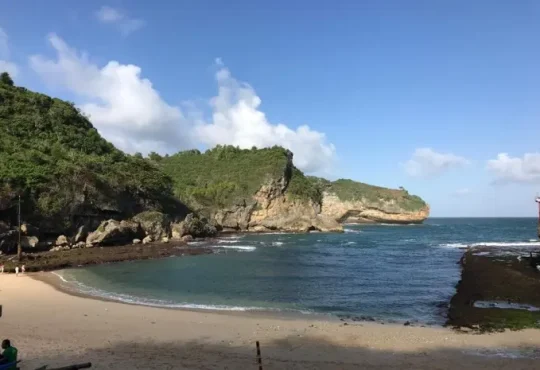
[53,218,540,325]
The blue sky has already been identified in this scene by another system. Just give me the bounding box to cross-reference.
[1,0,540,217]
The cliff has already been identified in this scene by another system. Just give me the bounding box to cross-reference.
[158,146,342,232]
[311,178,429,224]
[0,76,190,241]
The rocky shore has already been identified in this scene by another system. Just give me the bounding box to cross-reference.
[0,242,212,272]
[447,245,540,332]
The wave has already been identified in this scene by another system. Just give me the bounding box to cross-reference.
[218,239,242,244]
[51,271,69,283]
[344,228,362,234]
[439,241,540,249]
[271,241,284,246]
[345,241,357,245]
[213,245,256,252]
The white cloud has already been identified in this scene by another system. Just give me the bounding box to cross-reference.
[0,27,18,78]
[404,148,469,178]
[29,35,336,173]
[452,188,471,197]
[95,6,145,36]
[487,153,540,183]
[30,34,191,153]
[194,66,336,173]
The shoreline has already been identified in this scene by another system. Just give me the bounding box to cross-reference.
[2,274,540,369]
[34,269,448,327]
[32,271,339,323]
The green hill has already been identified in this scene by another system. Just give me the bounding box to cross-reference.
[157,145,320,216]
[0,73,186,234]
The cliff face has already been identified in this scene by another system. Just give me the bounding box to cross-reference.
[308,178,430,224]
[320,192,430,224]
[162,148,342,232]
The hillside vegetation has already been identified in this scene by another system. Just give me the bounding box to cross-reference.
[0,74,183,233]
[157,146,320,214]
[309,177,427,211]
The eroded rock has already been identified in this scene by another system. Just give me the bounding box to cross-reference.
[86,220,143,246]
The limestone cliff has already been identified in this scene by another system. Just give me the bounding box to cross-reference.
[160,146,430,231]
[172,148,343,233]
[313,179,430,224]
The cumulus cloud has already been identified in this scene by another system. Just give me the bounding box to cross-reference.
[30,34,190,153]
[29,35,336,173]
[404,148,469,178]
[0,27,19,78]
[95,6,145,36]
[194,67,336,173]
[487,153,540,183]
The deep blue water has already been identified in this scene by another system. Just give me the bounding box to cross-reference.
[56,218,540,325]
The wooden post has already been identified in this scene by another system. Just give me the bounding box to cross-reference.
[256,341,263,370]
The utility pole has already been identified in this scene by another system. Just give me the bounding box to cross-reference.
[17,194,21,262]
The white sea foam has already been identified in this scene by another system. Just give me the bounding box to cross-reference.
[439,241,540,249]
[438,243,469,249]
[471,241,540,247]
[271,241,284,246]
[218,239,241,244]
[345,241,357,245]
[214,245,256,252]
[51,271,69,283]
[344,228,362,234]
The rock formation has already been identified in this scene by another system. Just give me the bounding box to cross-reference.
[319,192,430,224]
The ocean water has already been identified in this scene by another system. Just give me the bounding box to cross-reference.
[55,218,539,325]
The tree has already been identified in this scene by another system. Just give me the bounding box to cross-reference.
[148,151,163,162]
[0,72,14,86]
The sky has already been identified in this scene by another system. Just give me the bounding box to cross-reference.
[1,0,540,217]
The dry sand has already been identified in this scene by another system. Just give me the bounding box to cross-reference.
[0,273,539,369]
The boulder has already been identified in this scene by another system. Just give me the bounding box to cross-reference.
[21,223,39,236]
[0,221,9,234]
[181,235,193,242]
[73,225,89,244]
[132,211,171,241]
[73,241,86,249]
[133,238,141,244]
[86,219,143,246]
[172,213,217,239]
[55,235,69,246]
[142,235,152,244]
[162,237,169,243]
[21,236,39,248]
[0,230,17,253]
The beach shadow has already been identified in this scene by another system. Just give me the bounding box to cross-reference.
[20,334,540,369]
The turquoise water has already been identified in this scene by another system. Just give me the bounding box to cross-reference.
[56,218,540,325]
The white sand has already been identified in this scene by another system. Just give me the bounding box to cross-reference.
[0,273,539,369]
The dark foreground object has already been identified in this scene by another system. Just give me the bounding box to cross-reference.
[0,243,212,272]
[447,247,540,332]
[35,362,91,370]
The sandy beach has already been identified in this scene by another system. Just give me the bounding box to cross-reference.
[0,274,538,369]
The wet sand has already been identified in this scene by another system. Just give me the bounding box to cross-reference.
[1,273,540,369]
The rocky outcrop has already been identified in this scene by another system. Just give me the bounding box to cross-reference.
[86,220,143,246]
[133,211,171,241]
[171,213,218,240]
[320,192,430,224]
